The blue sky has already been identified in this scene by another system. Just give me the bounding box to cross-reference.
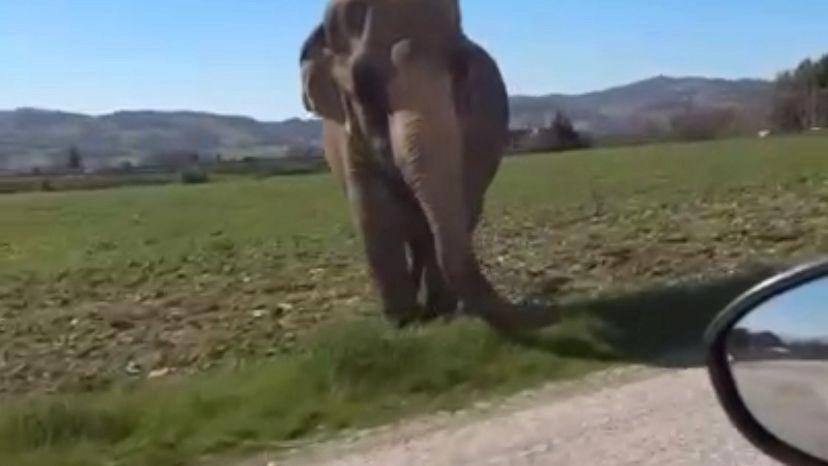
[1,0,826,121]
[738,276,828,341]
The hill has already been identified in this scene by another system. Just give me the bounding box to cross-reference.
[510,76,774,137]
[0,109,322,170]
[0,75,774,170]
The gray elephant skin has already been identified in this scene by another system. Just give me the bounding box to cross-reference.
[298,0,521,331]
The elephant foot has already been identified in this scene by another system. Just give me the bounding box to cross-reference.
[388,310,434,329]
[423,290,458,320]
[389,309,459,329]
[386,297,461,328]
[381,302,427,329]
[392,315,420,329]
[382,301,457,328]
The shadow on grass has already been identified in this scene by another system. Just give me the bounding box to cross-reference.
[508,264,780,368]
[0,266,782,466]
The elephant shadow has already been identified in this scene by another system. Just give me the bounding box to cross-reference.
[495,266,779,370]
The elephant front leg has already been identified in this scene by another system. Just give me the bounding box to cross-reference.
[401,175,507,328]
[347,173,422,327]
[388,110,519,331]
[407,235,458,320]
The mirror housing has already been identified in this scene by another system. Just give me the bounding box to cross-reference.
[705,256,828,466]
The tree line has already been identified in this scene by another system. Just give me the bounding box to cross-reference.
[771,53,828,132]
[508,112,591,154]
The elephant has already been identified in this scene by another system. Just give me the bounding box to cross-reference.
[298,0,522,331]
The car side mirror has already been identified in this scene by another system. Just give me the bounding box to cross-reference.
[705,258,828,466]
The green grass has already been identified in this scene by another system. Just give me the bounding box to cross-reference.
[0,268,775,466]
[3,135,827,274]
[0,168,349,273]
[0,319,607,466]
[2,134,828,464]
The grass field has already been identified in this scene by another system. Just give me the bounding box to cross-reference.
[2,134,828,465]
[0,157,328,195]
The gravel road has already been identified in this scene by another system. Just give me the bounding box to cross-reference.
[733,359,828,460]
[244,368,784,466]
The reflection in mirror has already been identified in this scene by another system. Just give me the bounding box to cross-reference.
[727,275,828,461]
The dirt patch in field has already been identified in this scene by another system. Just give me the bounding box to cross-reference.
[480,184,827,301]
[1,181,827,395]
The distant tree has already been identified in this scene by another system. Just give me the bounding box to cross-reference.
[550,112,576,144]
[68,146,83,170]
[179,152,208,184]
[180,166,209,184]
[771,53,828,132]
[752,331,785,348]
[771,83,807,132]
[508,111,589,154]
[818,55,828,87]
[728,328,751,350]
[669,104,737,141]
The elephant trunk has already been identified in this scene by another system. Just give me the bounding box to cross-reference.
[386,68,514,329]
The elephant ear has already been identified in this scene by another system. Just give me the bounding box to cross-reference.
[449,38,483,117]
[449,36,510,140]
[300,24,346,123]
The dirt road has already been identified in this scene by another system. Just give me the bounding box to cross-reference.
[733,360,828,460]
[252,367,783,466]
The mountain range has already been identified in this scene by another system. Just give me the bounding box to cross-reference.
[510,75,774,137]
[0,75,775,170]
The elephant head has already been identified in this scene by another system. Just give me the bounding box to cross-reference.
[300,0,472,159]
[300,0,524,331]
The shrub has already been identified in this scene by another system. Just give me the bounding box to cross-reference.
[180,167,209,185]
[40,178,54,192]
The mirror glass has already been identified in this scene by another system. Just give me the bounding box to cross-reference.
[727,275,828,460]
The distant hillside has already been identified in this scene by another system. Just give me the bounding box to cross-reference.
[510,76,774,138]
[0,75,774,170]
[0,109,322,170]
